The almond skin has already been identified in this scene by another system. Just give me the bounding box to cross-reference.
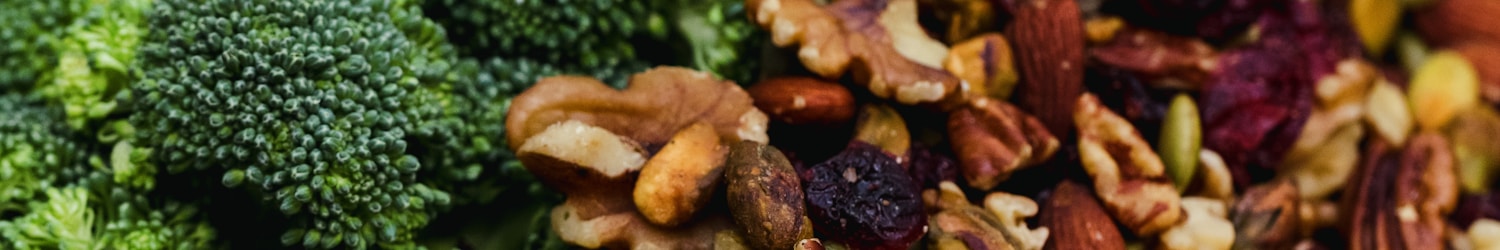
[747,77,857,127]
[1415,0,1500,47]
[1004,0,1086,139]
[1040,180,1124,250]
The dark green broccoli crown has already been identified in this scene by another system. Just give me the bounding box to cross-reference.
[132,0,451,248]
[0,94,99,206]
[0,1,83,90]
[425,0,651,68]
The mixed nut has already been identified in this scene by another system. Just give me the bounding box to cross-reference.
[502,0,1500,249]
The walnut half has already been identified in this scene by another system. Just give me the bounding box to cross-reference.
[1074,93,1184,236]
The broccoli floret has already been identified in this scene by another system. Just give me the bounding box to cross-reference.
[0,187,217,250]
[0,94,97,211]
[33,0,153,131]
[424,0,651,67]
[649,0,765,84]
[0,1,86,91]
[131,0,458,248]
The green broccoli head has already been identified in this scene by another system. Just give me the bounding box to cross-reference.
[0,1,84,91]
[425,0,651,68]
[0,94,98,211]
[132,0,455,248]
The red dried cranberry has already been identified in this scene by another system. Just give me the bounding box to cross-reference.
[803,142,926,250]
[906,144,958,189]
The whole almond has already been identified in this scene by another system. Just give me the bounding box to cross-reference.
[1005,0,1086,139]
[747,77,857,127]
[1040,180,1124,250]
[1452,42,1500,103]
[1415,0,1500,47]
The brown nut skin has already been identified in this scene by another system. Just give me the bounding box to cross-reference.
[634,123,730,227]
[1006,0,1087,139]
[748,77,857,127]
[1342,133,1458,250]
[948,97,1058,190]
[1230,178,1302,250]
[1040,180,1125,250]
[726,141,813,249]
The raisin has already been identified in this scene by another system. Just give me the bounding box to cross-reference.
[803,142,926,250]
[907,144,958,190]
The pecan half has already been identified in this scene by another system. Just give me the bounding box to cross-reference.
[1073,93,1183,236]
[1342,133,1459,249]
[747,0,969,107]
[1090,27,1217,90]
[948,97,1058,190]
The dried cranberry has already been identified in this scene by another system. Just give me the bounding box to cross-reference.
[906,144,958,189]
[1451,193,1500,229]
[803,142,926,250]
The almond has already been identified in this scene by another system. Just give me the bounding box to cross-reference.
[1415,0,1500,47]
[1004,0,1087,139]
[1451,42,1500,103]
[1040,180,1124,250]
[747,77,857,127]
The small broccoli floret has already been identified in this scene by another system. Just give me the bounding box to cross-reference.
[650,0,765,84]
[34,0,153,131]
[0,1,84,91]
[425,0,652,67]
[0,187,217,250]
[0,94,97,211]
[132,0,456,248]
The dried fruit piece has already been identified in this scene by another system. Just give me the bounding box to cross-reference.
[506,66,769,151]
[1159,94,1201,190]
[944,34,1018,100]
[748,77,857,127]
[634,123,729,227]
[803,142,926,250]
[948,98,1058,190]
[1342,133,1459,249]
[1074,93,1184,236]
[1408,51,1480,131]
[1159,197,1235,250]
[1040,181,1124,250]
[1230,179,1302,250]
[926,181,1050,250]
[1005,0,1086,138]
[747,0,968,107]
[726,141,812,250]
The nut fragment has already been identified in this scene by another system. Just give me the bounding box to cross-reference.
[1364,80,1413,146]
[1006,0,1087,137]
[634,123,729,227]
[1090,28,1217,89]
[944,34,1018,100]
[947,97,1058,190]
[747,0,968,107]
[1468,219,1500,250]
[506,66,769,151]
[1230,178,1302,250]
[926,181,1049,250]
[1040,181,1124,250]
[1074,93,1184,236]
[1448,106,1500,194]
[854,104,911,159]
[1159,197,1235,250]
[1414,0,1500,47]
[1349,0,1402,54]
[1407,51,1480,131]
[726,141,812,250]
[748,77,857,127]
[1342,133,1459,249]
[1280,59,1376,199]
[1452,42,1500,104]
[921,0,997,43]
[1189,149,1234,201]
[1084,16,1125,44]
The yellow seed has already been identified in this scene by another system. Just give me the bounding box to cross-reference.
[1408,51,1480,131]
[1350,0,1401,55]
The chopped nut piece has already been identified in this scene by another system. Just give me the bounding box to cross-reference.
[948,97,1058,190]
[944,34,1018,100]
[1090,28,1217,90]
[1408,51,1481,131]
[1448,106,1500,194]
[1074,93,1184,236]
[1231,179,1302,250]
[634,123,729,227]
[854,104,911,159]
[1364,80,1413,146]
[1160,197,1235,250]
[1085,16,1125,44]
[1191,149,1234,201]
[747,0,968,107]
[921,0,997,43]
[927,181,1049,250]
[1468,219,1500,250]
